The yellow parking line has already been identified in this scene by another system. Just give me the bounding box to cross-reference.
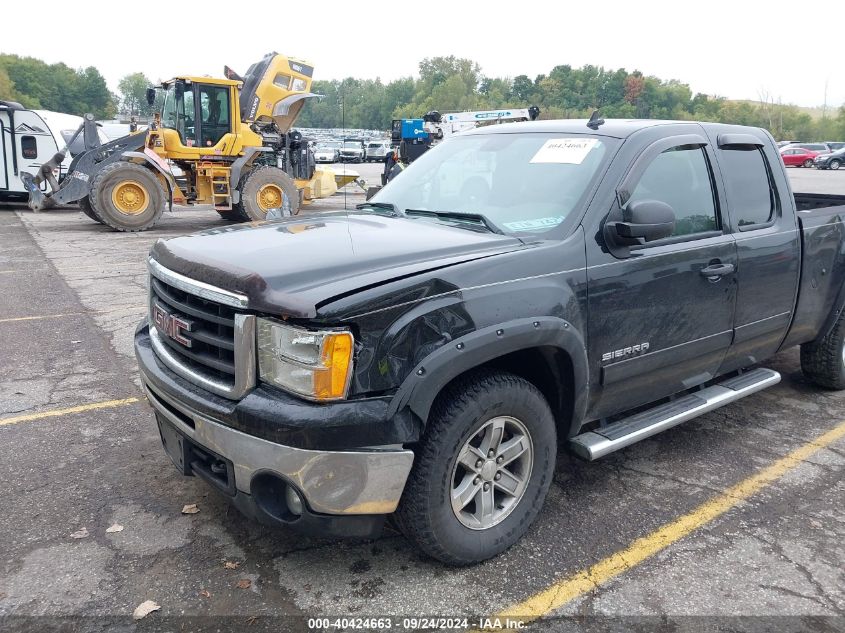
[488,420,845,629]
[0,397,141,427]
[0,313,86,324]
[0,307,147,324]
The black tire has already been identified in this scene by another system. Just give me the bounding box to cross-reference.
[90,162,165,232]
[395,370,556,565]
[830,159,841,171]
[801,311,845,389]
[803,159,814,168]
[231,166,299,221]
[216,208,244,222]
[78,195,103,224]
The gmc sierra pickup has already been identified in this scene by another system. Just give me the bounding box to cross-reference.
[135,118,845,565]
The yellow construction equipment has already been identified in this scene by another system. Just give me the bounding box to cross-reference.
[24,53,340,231]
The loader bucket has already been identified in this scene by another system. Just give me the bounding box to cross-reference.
[20,172,51,212]
[333,169,361,189]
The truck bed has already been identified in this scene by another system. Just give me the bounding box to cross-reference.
[782,193,845,349]
[794,192,845,212]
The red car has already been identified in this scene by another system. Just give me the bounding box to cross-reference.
[780,147,819,167]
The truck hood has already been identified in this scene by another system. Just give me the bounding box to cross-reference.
[151,213,523,318]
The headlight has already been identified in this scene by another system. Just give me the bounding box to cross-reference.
[257,318,353,401]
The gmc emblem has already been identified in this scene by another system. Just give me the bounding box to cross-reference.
[152,303,193,347]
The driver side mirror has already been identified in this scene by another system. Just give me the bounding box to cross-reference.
[609,199,675,244]
[145,88,156,107]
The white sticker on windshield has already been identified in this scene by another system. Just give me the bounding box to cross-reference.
[530,138,598,164]
[503,216,564,232]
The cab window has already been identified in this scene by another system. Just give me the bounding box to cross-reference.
[719,147,777,228]
[628,145,718,237]
[182,87,196,146]
[198,85,230,147]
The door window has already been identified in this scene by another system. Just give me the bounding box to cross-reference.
[197,85,231,147]
[628,145,718,237]
[718,148,777,228]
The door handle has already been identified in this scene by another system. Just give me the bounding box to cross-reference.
[700,263,735,279]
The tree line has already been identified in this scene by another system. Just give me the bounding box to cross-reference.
[297,56,845,142]
[0,54,115,119]
[2,53,844,141]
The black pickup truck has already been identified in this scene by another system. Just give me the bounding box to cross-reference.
[135,119,845,564]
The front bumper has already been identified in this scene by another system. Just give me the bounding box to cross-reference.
[135,324,415,534]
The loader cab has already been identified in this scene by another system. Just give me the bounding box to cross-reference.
[154,77,247,159]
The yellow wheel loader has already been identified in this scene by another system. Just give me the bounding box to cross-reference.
[22,53,340,231]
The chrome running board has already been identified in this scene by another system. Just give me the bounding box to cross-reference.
[570,368,781,460]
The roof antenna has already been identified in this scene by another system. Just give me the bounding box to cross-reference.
[586,109,605,130]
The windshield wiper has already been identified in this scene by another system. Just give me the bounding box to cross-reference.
[355,201,398,215]
[404,209,505,235]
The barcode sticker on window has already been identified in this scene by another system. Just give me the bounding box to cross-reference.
[530,138,598,164]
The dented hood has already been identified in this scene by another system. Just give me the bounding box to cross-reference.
[151,213,523,318]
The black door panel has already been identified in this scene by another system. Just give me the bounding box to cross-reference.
[586,235,736,419]
[584,132,737,421]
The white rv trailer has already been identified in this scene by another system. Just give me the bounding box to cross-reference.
[0,102,107,200]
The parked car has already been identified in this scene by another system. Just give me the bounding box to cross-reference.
[339,139,366,163]
[815,147,845,170]
[135,119,845,564]
[781,142,831,154]
[824,142,845,152]
[314,141,341,164]
[780,146,819,167]
[366,140,392,162]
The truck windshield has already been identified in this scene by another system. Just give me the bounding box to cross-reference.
[372,132,613,237]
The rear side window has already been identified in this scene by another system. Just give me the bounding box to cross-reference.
[629,146,718,237]
[21,136,37,159]
[719,148,776,229]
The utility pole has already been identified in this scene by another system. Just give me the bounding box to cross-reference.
[822,80,828,119]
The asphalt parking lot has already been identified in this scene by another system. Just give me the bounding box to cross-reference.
[0,164,843,631]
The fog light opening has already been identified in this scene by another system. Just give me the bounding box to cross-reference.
[251,471,304,523]
[285,486,303,516]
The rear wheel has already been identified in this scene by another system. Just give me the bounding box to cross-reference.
[395,370,556,565]
[90,162,165,232]
[830,159,841,170]
[801,311,845,389]
[230,166,299,221]
[78,195,103,224]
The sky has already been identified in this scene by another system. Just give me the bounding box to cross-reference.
[4,0,844,109]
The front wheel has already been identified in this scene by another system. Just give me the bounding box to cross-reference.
[395,370,556,565]
[803,158,814,168]
[830,159,841,170]
[89,162,166,232]
[78,195,103,224]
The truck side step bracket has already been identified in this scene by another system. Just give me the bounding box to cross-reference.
[570,368,781,460]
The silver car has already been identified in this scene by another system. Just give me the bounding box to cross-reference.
[314,141,342,164]
[366,140,392,162]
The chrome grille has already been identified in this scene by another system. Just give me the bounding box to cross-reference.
[148,259,255,399]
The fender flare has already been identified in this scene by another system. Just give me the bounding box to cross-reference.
[122,151,176,210]
[230,147,273,204]
[815,281,845,343]
[387,317,589,435]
